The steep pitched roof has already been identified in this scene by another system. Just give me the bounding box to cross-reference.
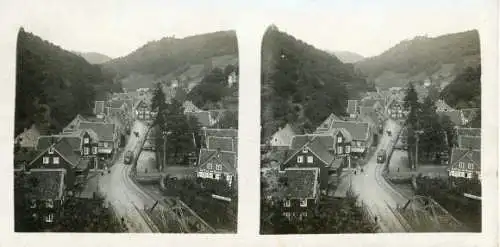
[76,121,115,141]
[290,134,334,150]
[317,120,370,141]
[457,136,481,151]
[316,113,343,132]
[207,136,237,153]
[456,127,481,137]
[37,135,81,151]
[62,114,88,133]
[450,148,481,167]
[435,99,455,112]
[460,108,480,124]
[183,100,202,113]
[21,168,66,200]
[282,168,319,199]
[347,100,359,115]
[198,148,237,172]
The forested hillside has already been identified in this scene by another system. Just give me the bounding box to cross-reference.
[103,31,238,78]
[356,30,480,89]
[441,65,481,109]
[261,26,371,140]
[330,50,365,64]
[15,28,120,136]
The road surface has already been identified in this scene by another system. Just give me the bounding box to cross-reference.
[99,120,157,232]
[350,119,410,232]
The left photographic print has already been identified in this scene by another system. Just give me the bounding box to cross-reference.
[13,8,239,233]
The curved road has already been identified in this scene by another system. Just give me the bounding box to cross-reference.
[351,119,409,232]
[98,120,156,232]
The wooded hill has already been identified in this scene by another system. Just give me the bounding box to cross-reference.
[73,51,112,64]
[356,30,480,89]
[103,31,238,79]
[261,25,371,140]
[15,28,120,136]
[441,65,481,109]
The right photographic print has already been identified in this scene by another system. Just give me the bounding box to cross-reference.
[260,2,482,234]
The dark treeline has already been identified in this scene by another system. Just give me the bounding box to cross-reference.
[441,66,481,109]
[15,28,120,136]
[261,25,371,140]
[104,31,238,78]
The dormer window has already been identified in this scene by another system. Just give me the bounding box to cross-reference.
[84,138,89,144]
[48,147,54,154]
[302,148,308,153]
[337,136,343,143]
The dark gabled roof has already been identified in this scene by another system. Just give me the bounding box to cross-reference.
[316,113,342,132]
[318,120,370,141]
[458,136,481,151]
[290,134,334,150]
[198,148,237,171]
[202,128,238,138]
[187,111,213,127]
[207,136,237,153]
[435,100,455,112]
[307,139,336,165]
[456,127,481,137]
[450,148,481,167]
[54,138,81,166]
[282,168,319,199]
[21,168,66,200]
[347,100,359,114]
[37,135,81,151]
[76,121,114,141]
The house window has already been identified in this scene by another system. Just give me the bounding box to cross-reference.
[337,136,343,143]
[468,163,474,170]
[30,199,36,209]
[46,199,54,209]
[84,147,90,155]
[284,200,291,207]
[307,156,313,164]
[43,157,50,164]
[53,157,60,164]
[84,138,89,144]
[300,199,308,207]
[459,162,465,169]
[337,146,343,154]
[207,163,213,170]
[92,147,98,154]
[345,145,351,154]
[297,156,304,163]
[226,175,232,182]
[103,142,109,148]
[45,213,54,223]
[216,164,222,171]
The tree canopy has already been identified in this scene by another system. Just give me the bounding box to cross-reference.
[441,66,481,109]
[15,28,120,135]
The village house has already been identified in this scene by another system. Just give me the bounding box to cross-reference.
[15,168,66,226]
[134,98,154,121]
[387,98,407,120]
[315,120,371,157]
[75,121,117,161]
[196,148,237,188]
[281,130,352,190]
[268,123,296,150]
[183,100,202,114]
[449,127,481,181]
[93,101,106,118]
[279,167,320,221]
[27,138,91,189]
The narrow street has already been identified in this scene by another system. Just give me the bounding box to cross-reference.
[98,120,157,232]
[351,119,409,232]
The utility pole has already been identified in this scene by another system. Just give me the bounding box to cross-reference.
[163,131,167,172]
[414,130,424,170]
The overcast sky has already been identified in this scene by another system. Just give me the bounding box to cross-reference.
[11,0,485,58]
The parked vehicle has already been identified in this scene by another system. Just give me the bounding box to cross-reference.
[377,149,387,164]
[124,150,134,165]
